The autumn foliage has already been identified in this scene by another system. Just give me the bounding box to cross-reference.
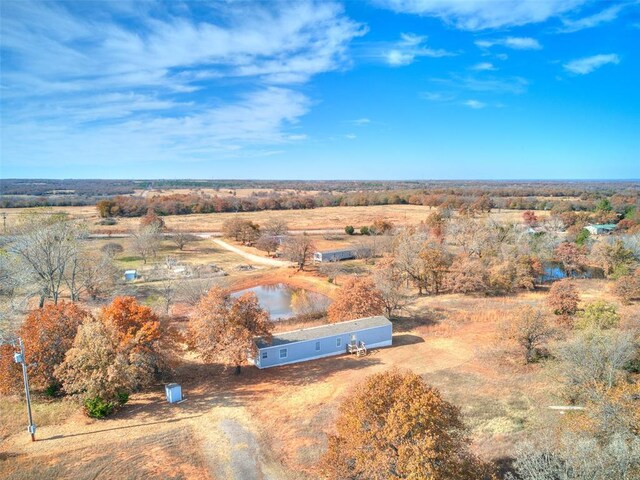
[0,302,90,394]
[55,297,170,414]
[101,296,162,351]
[322,370,493,480]
[327,277,385,323]
[189,287,273,373]
[547,279,580,325]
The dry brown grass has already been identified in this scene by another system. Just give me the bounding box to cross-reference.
[3,278,635,479]
[0,395,78,441]
[0,204,550,233]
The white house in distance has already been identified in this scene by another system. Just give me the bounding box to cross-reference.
[313,247,370,262]
[585,224,616,235]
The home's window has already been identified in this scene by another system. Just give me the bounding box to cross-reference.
[315,341,320,351]
[279,348,287,359]
[261,351,268,359]
[336,338,342,347]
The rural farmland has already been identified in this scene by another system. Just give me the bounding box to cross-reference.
[2,1,639,479]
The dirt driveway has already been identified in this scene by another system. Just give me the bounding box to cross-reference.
[212,239,294,267]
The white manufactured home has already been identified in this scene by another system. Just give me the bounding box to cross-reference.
[585,224,616,235]
[313,248,370,262]
[253,316,392,368]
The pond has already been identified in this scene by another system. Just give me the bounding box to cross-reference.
[538,262,605,283]
[231,283,330,320]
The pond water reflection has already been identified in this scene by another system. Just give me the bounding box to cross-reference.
[231,283,330,320]
[538,262,604,283]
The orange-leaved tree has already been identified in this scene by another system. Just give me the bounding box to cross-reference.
[327,277,385,323]
[322,370,494,480]
[547,279,580,326]
[101,296,162,350]
[55,297,170,416]
[189,287,273,374]
[0,302,90,395]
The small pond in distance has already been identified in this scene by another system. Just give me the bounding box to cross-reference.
[538,262,604,283]
[231,283,330,320]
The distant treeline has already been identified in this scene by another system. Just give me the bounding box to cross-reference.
[2,178,639,212]
[95,190,640,218]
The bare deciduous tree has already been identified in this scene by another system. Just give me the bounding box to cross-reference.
[170,230,199,251]
[176,278,220,306]
[65,249,117,301]
[131,223,162,264]
[372,258,409,318]
[282,234,316,271]
[255,235,280,256]
[556,329,635,401]
[319,259,344,285]
[263,218,289,237]
[10,217,81,306]
[505,306,555,364]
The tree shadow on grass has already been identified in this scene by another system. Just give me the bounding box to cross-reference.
[392,334,425,346]
[391,313,441,333]
[168,353,384,415]
[37,414,202,442]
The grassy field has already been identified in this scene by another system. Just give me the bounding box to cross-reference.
[0,278,640,480]
[3,279,633,479]
[1,202,622,479]
[0,204,551,233]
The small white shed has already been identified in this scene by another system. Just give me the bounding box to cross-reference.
[165,383,183,403]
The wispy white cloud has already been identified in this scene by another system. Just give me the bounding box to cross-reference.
[475,37,542,50]
[559,4,628,33]
[345,133,357,140]
[352,118,371,126]
[464,99,486,109]
[563,54,620,74]
[422,92,502,110]
[471,62,496,71]
[374,0,588,30]
[433,74,529,95]
[0,1,365,167]
[420,91,456,102]
[383,32,453,66]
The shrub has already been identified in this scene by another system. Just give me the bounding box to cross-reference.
[84,393,128,418]
[84,396,117,418]
[575,228,590,246]
[575,300,620,330]
[45,383,62,397]
[344,225,355,235]
[101,242,124,257]
[359,226,370,235]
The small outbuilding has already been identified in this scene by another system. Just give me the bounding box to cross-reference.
[253,316,392,369]
[123,269,137,281]
[313,248,369,262]
[585,224,616,235]
[165,383,182,403]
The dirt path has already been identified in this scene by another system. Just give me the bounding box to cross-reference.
[212,239,295,267]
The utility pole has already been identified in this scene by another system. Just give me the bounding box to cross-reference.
[13,338,36,441]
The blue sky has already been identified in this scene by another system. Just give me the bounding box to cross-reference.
[1,0,638,180]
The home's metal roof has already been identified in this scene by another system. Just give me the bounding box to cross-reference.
[589,224,616,229]
[256,316,391,348]
[315,248,359,255]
